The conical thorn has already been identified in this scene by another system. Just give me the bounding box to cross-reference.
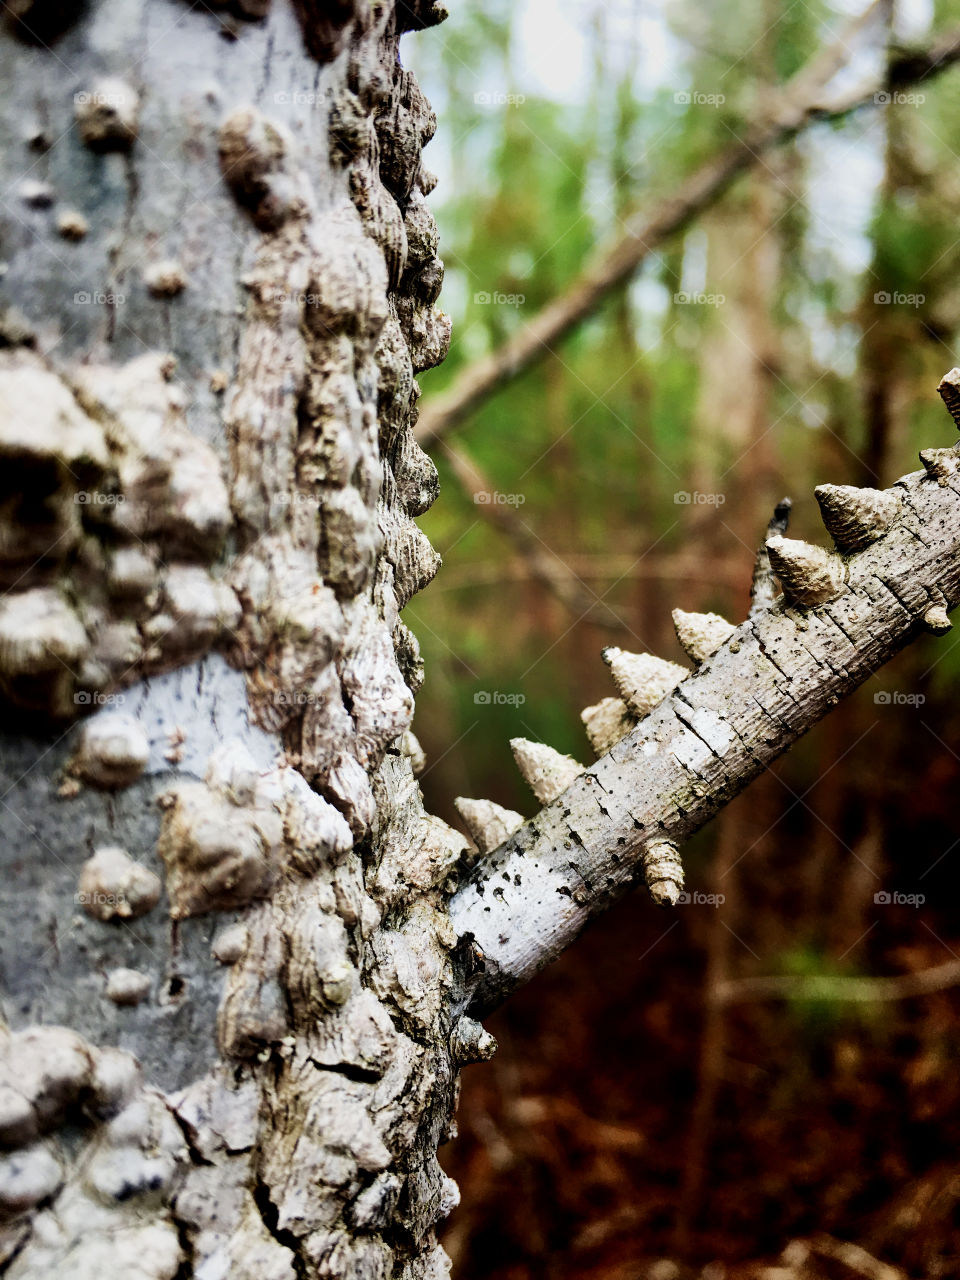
[814,483,899,552]
[454,796,525,853]
[642,839,684,907]
[601,647,688,717]
[765,534,847,607]
[510,738,583,805]
[672,609,736,664]
[938,367,960,430]
[581,697,636,757]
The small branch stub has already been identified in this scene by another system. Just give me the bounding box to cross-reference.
[765,534,847,607]
[924,587,952,635]
[814,484,899,552]
[937,367,960,430]
[920,446,960,487]
[642,840,684,907]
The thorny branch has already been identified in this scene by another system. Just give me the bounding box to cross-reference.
[450,379,960,1014]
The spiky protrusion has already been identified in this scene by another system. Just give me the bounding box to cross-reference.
[924,587,952,635]
[601,648,687,717]
[451,1016,498,1065]
[937,367,960,429]
[920,446,960,487]
[581,697,636,757]
[510,738,583,805]
[454,796,525,853]
[672,609,735,665]
[642,840,684,907]
[765,534,847,607]
[814,484,899,552]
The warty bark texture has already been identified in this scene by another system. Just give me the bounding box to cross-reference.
[0,2,472,1277]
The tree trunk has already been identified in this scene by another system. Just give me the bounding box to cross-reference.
[0,3,464,1276]
[1,5,959,1279]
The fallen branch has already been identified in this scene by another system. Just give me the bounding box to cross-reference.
[416,14,960,448]
[715,959,960,1004]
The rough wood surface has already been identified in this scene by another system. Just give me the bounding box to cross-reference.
[0,2,465,1276]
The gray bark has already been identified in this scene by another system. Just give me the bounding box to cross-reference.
[0,4,957,1279]
[0,2,463,1276]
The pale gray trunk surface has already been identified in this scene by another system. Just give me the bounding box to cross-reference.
[0,3,957,1279]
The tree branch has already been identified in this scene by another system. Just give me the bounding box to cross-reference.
[416,14,960,448]
[450,387,960,1013]
[715,959,960,1004]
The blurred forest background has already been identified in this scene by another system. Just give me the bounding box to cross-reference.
[403,1,960,1277]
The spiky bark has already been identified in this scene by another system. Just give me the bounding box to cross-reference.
[0,4,959,1278]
